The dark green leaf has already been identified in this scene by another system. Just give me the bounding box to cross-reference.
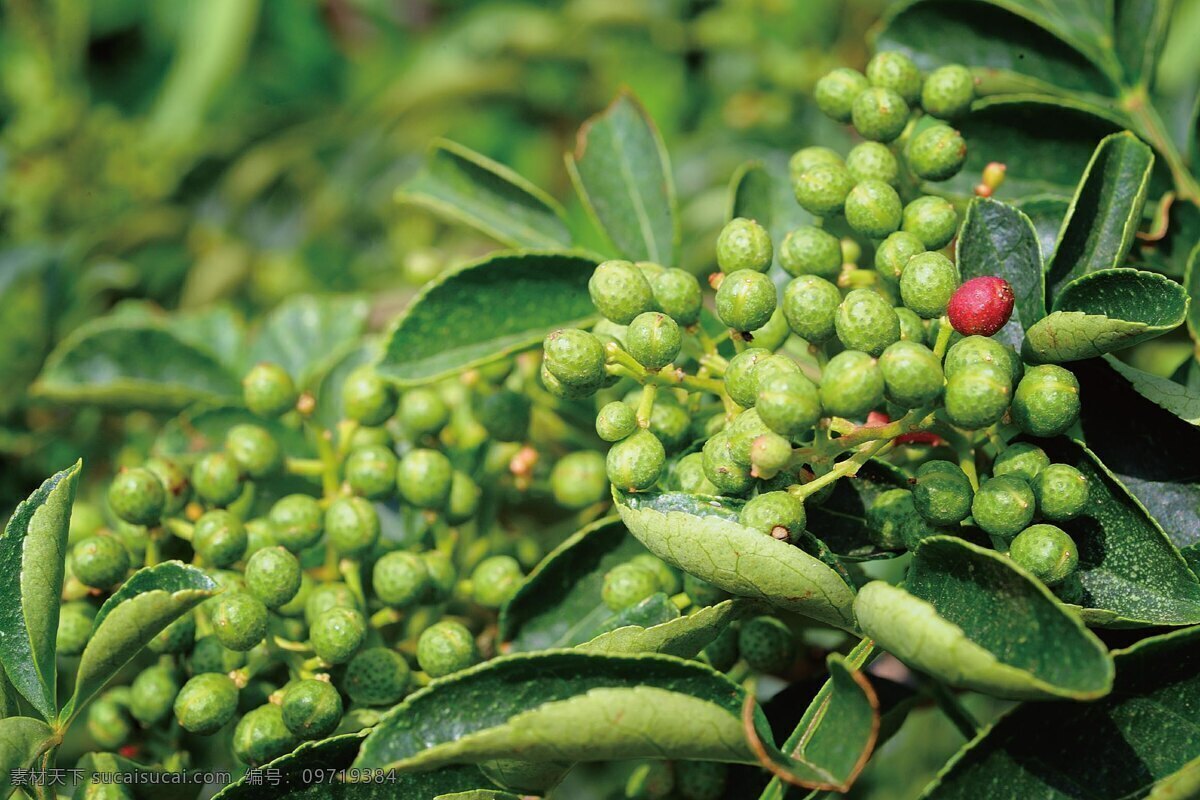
[1186,241,1200,342]
[375,251,597,386]
[0,461,81,720]
[1147,755,1200,800]
[566,92,678,264]
[614,491,857,631]
[1023,269,1188,362]
[1047,133,1155,297]
[0,246,53,416]
[727,159,812,275]
[920,626,1200,799]
[1134,195,1200,278]
[805,459,908,561]
[1113,0,1174,89]
[1013,195,1070,263]
[74,752,200,800]
[398,139,572,250]
[955,198,1045,350]
[1105,355,1200,426]
[0,717,55,799]
[248,295,369,388]
[169,305,247,375]
[855,537,1113,699]
[578,600,741,659]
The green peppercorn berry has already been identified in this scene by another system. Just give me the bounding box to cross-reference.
[879,340,944,408]
[233,704,298,766]
[475,390,532,442]
[268,494,324,552]
[906,124,967,181]
[108,467,167,526]
[175,672,238,735]
[394,388,447,438]
[866,489,918,550]
[875,231,926,279]
[606,429,665,492]
[844,180,903,238]
[789,146,843,179]
[192,452,242,507]
[836,289,901,357]
[676,761,729,800]
[723,348,770,408]
[601,562,660,612]
[244,546,302,610]
[243,362,297,419]
[726,408,772,465]
[145,457,190,515]
[56,603,94,656]
[672,452,718,495]
[944,335,1022,383]
[779,226,841,280]
[344,646,411,706]
[793,164,856,216]
[281,679,342,739]
[814,67,869,122]
[310,607,367,665]
[851,87,910,142]
[749,432,793,480]
[304,582,358,626]
[417,620,479,678]
[421,551,457,602]
[911,460,973,525]
[351,426,392,448]
[471,555,524,608]
[596,401,638,442]
[740,491,806,543]
[685,573,730,608]
[629,553,680,595]
[895,307,928,344]
[396,448,454,510]
[747,354,801,406]
[717,217,773,273]
[443,470,480,525]
[971,474,1036,539]
[900,507,945,550]
[342,366,397,426]
[820,350,885,419]
[738,616,795,674]
[87,691,134,749]
[323,496,380,558]
[189,635,247,675]
[702,433,755,495]
[943,363,1011,430]
[715,269,776,332]
[589,260,655,325]
[373,551,428,608]
[846,141,900,185]
[1012,365,1081,437]
[551,451,608,510]
[648,268,703,325]
[71,533,130,589]
[225,424,282,479]
[783,275,841,343]
[146,612,195,657]
[899,251,959,319]
[1009,524,1078,586]
[344,445,398,499]
[757,373,822,438]
[211,591,268,652]
[193,510,248,568]
[1033,464,1088,522]
[626,312,682,370]
[702,626,739,672]
[543,328,607,390]
[130,665,179,727]
[992,443,1050,482]
[922,64,975,120]
[902,196,958,250]
[867,51,922,104]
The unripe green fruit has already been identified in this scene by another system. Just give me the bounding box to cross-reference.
[1010,524,1078,586]
[846,141,900,185]
[543,328,607,390]
[867,51,922,104]
[596,401,638,442]
[757,373,822,438]
[684,573,729,607]
[245,546,302,609]
[194,510,248,568]
[702,433,755,495]
[875,231,926,279]
[1033,464,1088,522]
[738,616,795,674]
[900,507,945,550]
[673,452,719,495]
[717,217,773,273]
[820,350,884,419]
[145,458,190,515]
[397,448,453,509]
[108,467,167,526]
[922,64,975,119]
[602,562,660,611]
[646,396,691,453]
[844,180,903,238]
[398,388,449,437]
[130,665,179,727]
[726,408,773,467]
[175,673,238,735]
[344,445,398,499]
[648,268,703,326]
[972,474,1036,539]
[835,289,901,357]
[417,620,479,678]
[421,551,458,603]
[912,460,973,525]
[445,471,481,524]
[866,489,918,550]
[943,363,1011,430]
[740,491,806,542]
[373,551,428,608]
[676,761,729,800]
[225,424,282,479]
[475,390,532,443]
[779,226,842,279]
[607,429,665,492]
[146,611,195,655]
[344,646,411,706]
[269,494,324,552]
[993,443,1050,482]
[281,679,343,739]
[551,451,608,510]
[789,146,843,179]
[906,124,967,181]
[783,275,841,343]
[723,348,771,408]
[851,87,910,142]
[902,196,958,250]
[71,534,130,589]
[879,340,944,408]
[233,704,298,766]
[793,164,855,216]
[88,693,134,749]
[309,607,366,665]
[189,635,247,675]
[304,582,358,626]
[471,555,524,608]
[702,626,740,672]
[57,604,94,656]
[342,366,397,426]
[589,260,655,325]
[1012,365,1081,437]
[324,497,380,558]
[626,312,682,370]
[900,251,959,318]
[629,553,680,595]
[243,363,297,419]
[749,432,793,480]
[944,335,1022,384]
[715,269,777,332]
[815,67,869,122]
[896,306,928,344]
[192,452,242,507]
[211,591,268,652]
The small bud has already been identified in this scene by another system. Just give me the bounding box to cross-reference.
[982,161,1007,191]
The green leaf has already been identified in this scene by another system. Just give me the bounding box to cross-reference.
[375,251,597,386]
[398,139,572,250]
[566,92,678,264]
[727,159,811,275]
[63,561,218,722]
[578,599,741,659]
[1113,0,1174,89]
[1023,268,1189,362]
[1047,133,1155,297]
[1186,241,1200,342]
[248,295,370,388]
[0,717,55,799]
[919,626,1200,799]
[854,537,1113,700]
[1147,755,1200,800]
[73,752,199,800]
[1105,355,1200,426]
[805,459,909,561]
[1013,195,1070,263]
[0,246,53,416]
[0,460,81,721]
[169,305,247,376]
[613,491,857,631]
[955,198,1045,350]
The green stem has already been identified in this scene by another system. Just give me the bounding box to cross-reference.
[164,518,194,542]
[311,427,340,498]
[1122,86,1200,203]
[606,343,727,395]
[340,559,366,610]
[933,317,954,361]
[830,407,937,451]
[790,437,895,500]
[285,457,326,477]
[636,384,657,428]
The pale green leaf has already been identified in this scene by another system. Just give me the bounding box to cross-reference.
[0,717,56,800]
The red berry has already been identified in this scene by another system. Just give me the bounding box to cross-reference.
[947,276,1014,336]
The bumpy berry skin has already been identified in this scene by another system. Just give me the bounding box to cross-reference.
[596,401,638,442]
[88,692,134,749]
[676,761,729,800]
[723,348,771,408]
[543,328,606,391]
[749,432,792,479]
[189,635,247,674]
[672,452,719,495]
[851,87,910,143]
[145,457,190,515]
[879,340,944,408]
[875,231,925,279]
[310,607,367,665]
[175,673,238,735]
[269,494,324,552]
[471,555,523,608]
[896,307,928,344]
[993,443,1050,482]
[757,373,822,437]
[701,434,754,495]
[790,146,843,178]
[814,67,869,122]
[71,534,130,589]
[836,289,901,357]
[1012,365,1081,437]
[922,64,975,119]
[373,551,428,608]
[344,445,398,499]
[780,226,842,279]
[900,252,960,319]
[476,390,532,443]
[649,268,703,325]
[243,363,297,419]
[783,275,841,343]
[57,603,94,656]
[1033,463,1088,521]
[912,461,973,525]
[304,582,358,626]
[607,429,666,492]
[194,510,248,568]
[738,616,795,674]
[325,497,380,558]
[626,312,682,370]
[192,452,242,507]
[602,562,660,611]
[867,51,922,104]
[130,665,179,727]
[342,366,397,426]
[245,546,302,609]
[944,363,1012,430]
[944,335,1022,384]
[845,180,903,238]
[589,260,655,325]
[740,491,806,542]
[907,124,967,181]
[947,276,1015,337]
[717,217,773,273]
[846,141,900,185]
[715,269,777,332]
[702,625,739,672]
[281,679,343,739]
[820,350,885,419]
[1010,524,1078,585]
[108,467,167,526]
[233,704,298,766]
[344,646,411,706]
[629,553,680,595]
[551,451,608,510]
[793,164,856,217]
[417,620,479,678]
[902,196,958,250]
[397,448,453,509]
[866,489,919,550]
[211,592,268,652]
[972,475,1036,539]
[225,424,282,479]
